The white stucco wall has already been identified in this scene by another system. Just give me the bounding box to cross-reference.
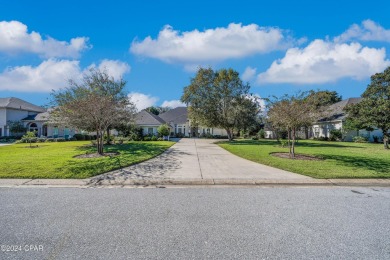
[0,108,6,136]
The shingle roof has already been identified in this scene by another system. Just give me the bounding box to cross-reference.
[135,110,166,125]
[319,97,362,122]
[0,97,46,113]
[159,107,188,124]
[21,111,50,121]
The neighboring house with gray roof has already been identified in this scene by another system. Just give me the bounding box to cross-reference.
[0,97,45,137]
[0,97,76,138]
[135,110,168,136]
[311,97,384,141]
[135,107,227,137]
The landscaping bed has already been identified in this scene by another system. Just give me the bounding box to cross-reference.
[0,141,174,179]
[218,139,390,178]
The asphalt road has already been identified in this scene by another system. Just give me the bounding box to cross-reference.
[0,186,389,259]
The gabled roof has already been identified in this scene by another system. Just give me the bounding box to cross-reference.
[22,111,50,121]
[319,97,362,122]
[0,97,46,113]
[135,110,166,125]
[159,107,188,124]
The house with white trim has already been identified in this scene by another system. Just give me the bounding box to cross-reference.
[0,97,76,138]
[135,107,227,137]
[311,98,385,142]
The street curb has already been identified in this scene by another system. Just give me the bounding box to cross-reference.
[0,178,389,187]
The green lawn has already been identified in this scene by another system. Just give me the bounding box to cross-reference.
[0,141,174,179]
[218,139,390,178]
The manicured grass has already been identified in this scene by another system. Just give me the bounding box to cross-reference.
[0,141,174,179]
[218,139,390,178]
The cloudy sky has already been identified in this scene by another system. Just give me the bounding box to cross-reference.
[1,0,389,111]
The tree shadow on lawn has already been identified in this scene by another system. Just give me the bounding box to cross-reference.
[220,140,364,149]
[318,154,390,175]
[59,143,173,178]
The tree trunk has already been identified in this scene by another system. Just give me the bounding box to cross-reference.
[226,129,233,141]
[106,128,111,145]
[304,126,309,139]
[96,130,104,155]
[287,128,292,158]
[384,133,389,149]
[291,128,296,159]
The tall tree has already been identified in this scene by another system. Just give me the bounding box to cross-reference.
[306,90,342,108]
[345,67,390,149]
[267,93,319,158]
[181,67,260,141]
[145,106,171,115]
[51,68,136,155]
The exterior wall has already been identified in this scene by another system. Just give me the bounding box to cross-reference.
[265,130,274,139]
[312,120,386,142]
[1,108,32,136]
[46,126,76,138]
[139,125,160,136]
[0,108,6,136]
[197,126,227,136]
[311,121,342,138]
[174,123,188,136]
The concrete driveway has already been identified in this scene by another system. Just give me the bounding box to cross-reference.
[89,139,310,184]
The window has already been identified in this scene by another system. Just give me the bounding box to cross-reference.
[148,128,153,135]
[29,123,38,135]
[0,128,2,136]
[53,127,59,138]
[206,128,210,134]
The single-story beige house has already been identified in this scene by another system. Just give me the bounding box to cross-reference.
[135,107,227,137]
[311,97,385,142]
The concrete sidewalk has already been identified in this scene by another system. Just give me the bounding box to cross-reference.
[0,178,389,187]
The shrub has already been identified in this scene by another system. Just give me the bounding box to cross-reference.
[157,137,163,141]
[91,140,97,145]
[143,136,151,141]
[46,138,55,142]
[176,132,184,138]
[372,135,382,143]
[37,138,46,143]
[329,129,342,141]
[151,136,158,141]
[252,136,259,140]
[55,138,66,142]
[257,129,265,139]
[353,135,368,143]
[69,137,77,141]
[314,136,329,141]
[157,124,170,137]
[73,134,85,140]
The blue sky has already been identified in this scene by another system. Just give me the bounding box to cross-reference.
[1,0,390,110]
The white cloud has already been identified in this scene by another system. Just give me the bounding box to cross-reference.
[241,66,257,82]
[0,59,81,92]
[87,59,131,80]
[257,40,390,84]
[161,99,185,108]
[0,59,130,92]
[0,20,90,58]
[335,19,390,43]
[131,23,294,64]
[128,92,158,111]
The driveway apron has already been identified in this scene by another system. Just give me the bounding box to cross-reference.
[89,138,311,184]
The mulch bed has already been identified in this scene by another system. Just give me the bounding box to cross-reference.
[74,152,119,159]
[270,152,323,161]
